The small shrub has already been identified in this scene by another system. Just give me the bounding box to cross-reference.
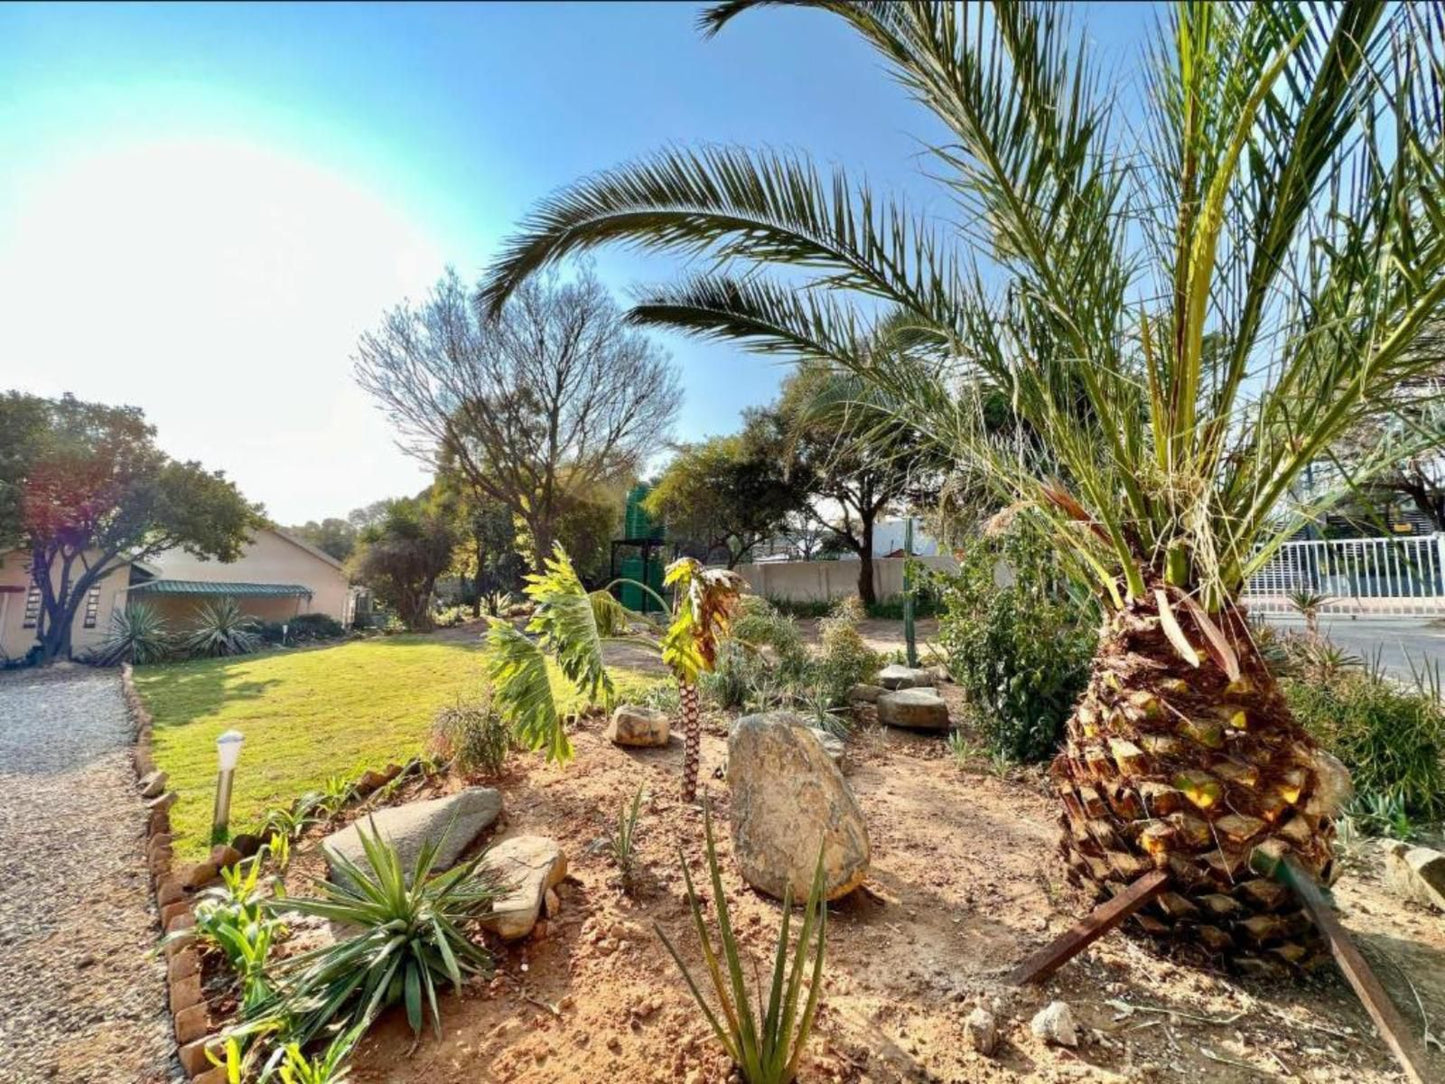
[657,804,826,1084]
[1284,662,1445,821]
[704,598,808,711]
[933,525,1096,763]
[430,696,511,778]
[638,680,681,715]
[190,856,278,1015]
[264,819,498,1042]
[183,597,262,658]
[813,596,879,706]
[606,785,645,889]
[94,602,173,665]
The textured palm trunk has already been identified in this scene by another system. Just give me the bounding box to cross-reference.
[1053,594,1349,972]
[679,680,701,802]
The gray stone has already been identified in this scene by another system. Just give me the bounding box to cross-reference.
[848,683,886,703]
[477,836,567,940]
[321,787,502,889]
[604,704,670,747]
[138,770,167,799]
[1030,1000,1077,1047]
[877,688,950,730]
[964,1007,999,1056]
[808,727,847,772]
[1383,841,1445,911]
[877,664,933,690]
[727,712,870,902]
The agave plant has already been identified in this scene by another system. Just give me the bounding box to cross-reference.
[94,602,173,665]
[264,818,498,1043]
[1286,589,1334,639]
[481,2,1445,968]
[183,597,262,658]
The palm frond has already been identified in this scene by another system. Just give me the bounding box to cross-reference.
[523,544,616,709]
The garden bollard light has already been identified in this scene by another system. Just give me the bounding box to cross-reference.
[211,730,244,843]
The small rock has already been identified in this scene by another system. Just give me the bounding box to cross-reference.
[604,704,670,747]
[877,664,933,690]
[230,832,263,858]
[877,688,950,730]
[848,683,886,703]
[322,787,502,890]
[544,888,561,917]
[1383,841,1445,911]
[964,1007,998,1056]
[138,770,167,799]
[1031,1001,1078,1047]
[209,844,243,871]
[478,836,568,941]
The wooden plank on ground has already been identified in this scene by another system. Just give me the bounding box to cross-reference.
[1261,851,1432,1084]
[1007,870,1168,987]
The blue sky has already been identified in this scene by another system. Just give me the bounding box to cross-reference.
[0,1,1157,523]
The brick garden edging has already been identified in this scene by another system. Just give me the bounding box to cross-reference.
[121,663,229,1084]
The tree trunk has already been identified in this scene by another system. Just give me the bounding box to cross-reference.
[471,532,486,618]
[856,515,877,608]
[679,679,701,802]
[1053,594,1346,971]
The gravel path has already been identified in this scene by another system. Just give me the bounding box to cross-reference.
[0,667,180,1083]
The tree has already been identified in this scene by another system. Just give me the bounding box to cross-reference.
[778,360,941,605]
[480,2,1445,967]
[286,518,358,563]
[0,393,262,663]
[347,496,459,630]
[645,411,809,567]
[354,264,680,569]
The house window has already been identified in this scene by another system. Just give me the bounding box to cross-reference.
[22,584,40,629]
[83,585,101,629]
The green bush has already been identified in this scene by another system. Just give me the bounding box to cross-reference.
[182,597,262,658]
[94,602,174,665]
[1284,663,1445,821]
[429,696,511,778]
[933,526,1096,763]
[703,597,809,711]
[812,596,879,706]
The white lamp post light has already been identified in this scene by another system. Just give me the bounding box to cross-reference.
[212,729,245,842]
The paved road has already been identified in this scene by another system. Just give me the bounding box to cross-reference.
[0,667,180,1083]
[1262,614,1445,685]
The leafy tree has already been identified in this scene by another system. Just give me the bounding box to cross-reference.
[347,495,459,630]
[645,410,809,567]
[0,392,261,662]
[354,263,680,568]
[481,2,1445,966]
[286,518,358,563]
[778,360,942,604]
[433,471,523,614]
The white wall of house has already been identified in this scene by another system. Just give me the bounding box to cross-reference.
[733,555,957,604]
[0,551,130,661]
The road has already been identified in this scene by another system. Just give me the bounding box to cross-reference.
[1263,614,1445,686]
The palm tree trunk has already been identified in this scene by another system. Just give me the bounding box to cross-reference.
[679,679,701,802]
[1054,595,1347,971]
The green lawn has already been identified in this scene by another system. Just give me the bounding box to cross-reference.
[135,635,656,861]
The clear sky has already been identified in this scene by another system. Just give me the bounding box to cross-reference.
[0,1,1157,524]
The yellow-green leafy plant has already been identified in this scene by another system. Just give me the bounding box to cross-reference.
[606,784,646,890]
[657,804,826,1084]
[480,1,1445,967]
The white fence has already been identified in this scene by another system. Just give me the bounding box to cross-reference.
[1242,535,1445,616]
[734,555,958,604]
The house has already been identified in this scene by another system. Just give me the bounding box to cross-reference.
[0,527,351,661]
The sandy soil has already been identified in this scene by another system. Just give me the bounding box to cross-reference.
[259,684,1445,1084]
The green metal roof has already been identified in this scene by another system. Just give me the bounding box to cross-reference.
[129,580,313,599]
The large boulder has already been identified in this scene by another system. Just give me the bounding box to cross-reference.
[321,787,502,890]
[877,664,933,690]
[877,688,950,730]
[727,713,869,901]
[477,836,568,940]
[604,704,670,747]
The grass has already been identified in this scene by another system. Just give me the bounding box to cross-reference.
[135,634,654,861]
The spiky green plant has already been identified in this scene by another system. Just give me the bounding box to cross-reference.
[1286,589,1334,639]
[94,602,174,665]
[262,818,497,1044]
[657,805,826,1084]
[480,1,1445,968]
[183,597,261,658]
[606,784,646,889]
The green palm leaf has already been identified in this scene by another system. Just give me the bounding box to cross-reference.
[483,619,570,763]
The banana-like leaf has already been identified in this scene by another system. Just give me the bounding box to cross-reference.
[483,619,571,764]
[523,544,615,711]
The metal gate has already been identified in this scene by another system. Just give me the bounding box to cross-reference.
[1242,535,1445,616]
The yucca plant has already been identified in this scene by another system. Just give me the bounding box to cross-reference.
[480,1,1445,968]
[657,804,826,1084]
[1286,589,1334,639]
[94,602,173,665]
[263,818,497,1044]
[606,784,646,889]
[183,597,261,658]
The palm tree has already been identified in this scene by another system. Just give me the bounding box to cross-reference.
[480,2,1445,967]
[485,545,740,800]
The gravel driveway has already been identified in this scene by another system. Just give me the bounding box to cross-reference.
[0,667,180,1083]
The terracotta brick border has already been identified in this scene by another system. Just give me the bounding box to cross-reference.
[121,664,228,1084]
